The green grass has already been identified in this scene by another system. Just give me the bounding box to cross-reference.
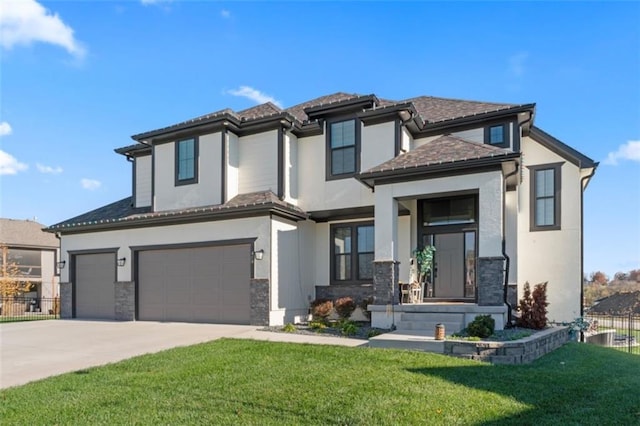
[1,340,639,425]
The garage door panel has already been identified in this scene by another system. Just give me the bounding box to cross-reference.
[75,253,116,320]
[138,244,251,324]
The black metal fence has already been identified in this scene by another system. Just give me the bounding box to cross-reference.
[0,296,60,322]
[586,313,639,355]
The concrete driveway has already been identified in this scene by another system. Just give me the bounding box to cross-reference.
[0,320,365,389]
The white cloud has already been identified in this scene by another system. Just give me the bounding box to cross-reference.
[81,178,101,190]
[0,0,85,58]
[0,121,12,136]
[508,52,529,77]
[221,9,231,19]
[227,86,282,107]
[604,140,640,165]
[36,163,63,174]
[0,150,28,175]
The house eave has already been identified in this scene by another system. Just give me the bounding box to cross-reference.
[357,153,521,187]
[46,204,308,235]
[414,104,536,137]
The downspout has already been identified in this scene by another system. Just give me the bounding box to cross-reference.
[580,166,597,341]
[502,163,519,328]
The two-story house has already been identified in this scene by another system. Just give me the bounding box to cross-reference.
[47,92,597,330]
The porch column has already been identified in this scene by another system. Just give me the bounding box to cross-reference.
[373,188,399,304]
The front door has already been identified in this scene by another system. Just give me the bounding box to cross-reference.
[434,233,464,298]
[420,195,478,301]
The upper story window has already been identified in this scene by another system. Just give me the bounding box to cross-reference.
[1,248,42,279]
[327,118,360,179]
[331,222,374,284]
[484,123,510,148]
[175,137,198,186]
[529,163,562,231]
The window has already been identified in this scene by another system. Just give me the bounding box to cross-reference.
[327,119,359,179]
[0,248,42,278]
[529,163,562,231]
[422,196,476,226]
[175,137,198,185]
[484,123,510,148]
[331,222,374,284]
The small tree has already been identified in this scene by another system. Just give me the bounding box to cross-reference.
[516,282,533,328]
[531,282,548,329]
[516,281,549,330]
[413,246,436,283]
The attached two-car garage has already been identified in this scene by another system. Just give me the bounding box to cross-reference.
[72,243,252,324]
[137,244,251,324]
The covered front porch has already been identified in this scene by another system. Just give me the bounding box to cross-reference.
[358,156,519,334]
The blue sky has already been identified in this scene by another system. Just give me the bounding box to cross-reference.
[1,0,638,278]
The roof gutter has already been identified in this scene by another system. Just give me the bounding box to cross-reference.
[417,104,536,135]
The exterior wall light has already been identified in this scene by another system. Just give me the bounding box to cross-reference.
[253,249,264,261]
[57,260,66,269]
[117,257,127,267]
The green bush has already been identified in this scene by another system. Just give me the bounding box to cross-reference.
[310,298,333,321]
[467,315,495,338]
[334,297,356,319]
[337,319,358,336]
[309,320,327,330]
[282,323,296,333]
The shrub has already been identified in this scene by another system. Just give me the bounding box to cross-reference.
[359,297,373,321]
[337,319,358,336]
[531,282,549,329]
[282,323,296,333]
[334,297,356,319]
[516,281,549,330]
[367,328,383,338]
[310,298,333,321]
[467,315,495,338]
[309,320,327,330]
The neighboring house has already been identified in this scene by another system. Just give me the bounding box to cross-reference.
[47,92,597,329]
[1,218,60,299]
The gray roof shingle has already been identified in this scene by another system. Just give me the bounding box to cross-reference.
[46,191,307,232]
[361,134,517,175]
[0,219,59,247]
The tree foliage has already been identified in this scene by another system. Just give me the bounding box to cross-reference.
[516,282,549,330]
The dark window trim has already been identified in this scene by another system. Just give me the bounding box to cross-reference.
[329,221,374,285]
[174,137,199,186]
[484,123,510,148]
[326,116,361,181]
[528,162,563,231]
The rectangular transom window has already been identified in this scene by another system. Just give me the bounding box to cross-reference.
[175,137,198,185]
[422,196,477,226]
[331,222,374,284]
[530,163,562,231]
[327,119,359,178]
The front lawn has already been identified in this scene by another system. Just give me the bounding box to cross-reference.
[1,340,638,424]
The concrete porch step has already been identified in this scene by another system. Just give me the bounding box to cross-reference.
[368,330,445,353]
[395,320,463,335]
[399,312,464,323]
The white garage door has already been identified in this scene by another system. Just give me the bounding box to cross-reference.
[75,253,116,319]
[137,244,251,324]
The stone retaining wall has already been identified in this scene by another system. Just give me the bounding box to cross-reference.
[444,326,569,364]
